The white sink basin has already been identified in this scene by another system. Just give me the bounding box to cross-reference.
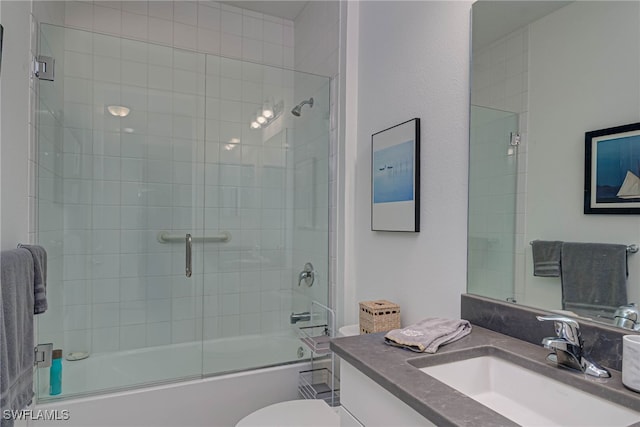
[420,355,640,426]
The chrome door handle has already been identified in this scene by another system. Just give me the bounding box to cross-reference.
[186,233,192,278]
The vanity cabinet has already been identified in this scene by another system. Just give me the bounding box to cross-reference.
[340,361,435,427]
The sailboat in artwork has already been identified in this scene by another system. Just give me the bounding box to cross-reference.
[617,170,640,199]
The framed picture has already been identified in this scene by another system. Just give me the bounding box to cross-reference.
[371,118,420,231]
[585,121,640,214]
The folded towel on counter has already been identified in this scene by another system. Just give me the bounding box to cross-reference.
[384,318,472,353]
[17,244,47,314]
[531,240,562,277]
[561,242,628,312]
[0,249,35,425]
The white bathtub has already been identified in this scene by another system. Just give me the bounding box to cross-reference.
[32,334,311,427]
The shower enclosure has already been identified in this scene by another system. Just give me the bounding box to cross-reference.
[35,24,330,400]
[467,105,519,302]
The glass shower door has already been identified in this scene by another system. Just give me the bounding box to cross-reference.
[36,22,332,400]
[468,106,519,301]
[35,24,206,399]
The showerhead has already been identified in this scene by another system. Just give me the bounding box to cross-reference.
[291,97,314,117]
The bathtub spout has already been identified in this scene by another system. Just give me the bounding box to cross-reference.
[290,312,311,324]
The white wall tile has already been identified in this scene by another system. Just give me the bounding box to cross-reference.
[122,1,148,16]
[197,28,221,54]
[220,33,242,58]
[122,11,148,41]
[263,21,283,45]
[242,16,263,40]
[65,1,94,30]
[242,38,263,62]
[148,17,174,46]
[146,322,171,346]
[197,3,221,31]
[174,23,197,50]
[93,5,122,35]
[120,324,147,349]
[93,327,120,352]
[221,11,243,36]
[174,1,198,26]
[148,1,173,21]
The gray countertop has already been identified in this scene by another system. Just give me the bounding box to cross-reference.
[330,326,640,427]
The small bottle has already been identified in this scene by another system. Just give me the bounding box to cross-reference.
[49,349,62,396]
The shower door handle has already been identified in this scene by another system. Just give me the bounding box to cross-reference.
[185,233,192,278]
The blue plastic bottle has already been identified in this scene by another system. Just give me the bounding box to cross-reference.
[49,349,62,396]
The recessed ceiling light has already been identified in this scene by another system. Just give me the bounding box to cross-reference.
[256,115,267,124]
[107,105,130,117]
[250,121,261,129]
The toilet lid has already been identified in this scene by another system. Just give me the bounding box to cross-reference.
[236,400,339,427]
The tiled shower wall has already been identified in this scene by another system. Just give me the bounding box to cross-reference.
[37,24,301,354]
[470,27,529,302]
[32,1,328,353]
[63,1,294,68]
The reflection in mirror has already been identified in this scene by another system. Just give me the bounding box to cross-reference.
[468,1,640,330]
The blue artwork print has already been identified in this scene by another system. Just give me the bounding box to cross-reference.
[373,140,414,204]
[596,134,640,203]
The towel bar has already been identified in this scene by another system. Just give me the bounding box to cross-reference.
[157,231,231,244]
[528,241,638,254]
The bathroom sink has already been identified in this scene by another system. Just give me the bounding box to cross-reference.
[419,354,640,426]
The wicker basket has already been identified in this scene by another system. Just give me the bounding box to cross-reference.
[359,300,400,334]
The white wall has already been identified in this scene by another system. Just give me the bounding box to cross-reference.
[0,1,32,250]
[524,1,640,308]
[345,1,471,326]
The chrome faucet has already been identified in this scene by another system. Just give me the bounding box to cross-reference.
[290,311,311,324]
[614,303,640,331]
[537,315,611,378]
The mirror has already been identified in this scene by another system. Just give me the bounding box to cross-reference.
[468,1,640,329]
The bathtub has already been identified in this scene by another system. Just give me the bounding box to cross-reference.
[32,334,311,427]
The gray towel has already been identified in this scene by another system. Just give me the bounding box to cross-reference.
[560,242,628,311]
[17,244,47,314]
[0,249,35,425]
[384,318,472,353]
[531,240,562,277]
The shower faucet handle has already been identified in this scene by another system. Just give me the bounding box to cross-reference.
[298,262,315,287]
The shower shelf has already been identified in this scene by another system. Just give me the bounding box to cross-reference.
[298,368,340,406]
[297,301,339,407]
[296,324,331,355]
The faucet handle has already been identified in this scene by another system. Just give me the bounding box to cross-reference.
[536,315,582,347]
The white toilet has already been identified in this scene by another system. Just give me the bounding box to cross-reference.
[235,325,359,427]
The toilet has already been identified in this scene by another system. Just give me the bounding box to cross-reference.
[235,325,359,427]
[235,400,339,427]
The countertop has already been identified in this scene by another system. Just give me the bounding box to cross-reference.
[330,326,640,427]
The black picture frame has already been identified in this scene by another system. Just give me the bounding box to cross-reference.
[585,121,640,214]
[371,118,420,231]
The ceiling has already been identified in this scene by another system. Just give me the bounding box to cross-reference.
[219,1,309,21]
[472,1,572,51]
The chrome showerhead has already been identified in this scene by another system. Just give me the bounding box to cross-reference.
[291,97,314,117]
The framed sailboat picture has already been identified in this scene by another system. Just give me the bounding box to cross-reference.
[371,118,420,231]
[585,122,640,214]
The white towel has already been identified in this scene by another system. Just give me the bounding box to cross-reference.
[384,318,471,353]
